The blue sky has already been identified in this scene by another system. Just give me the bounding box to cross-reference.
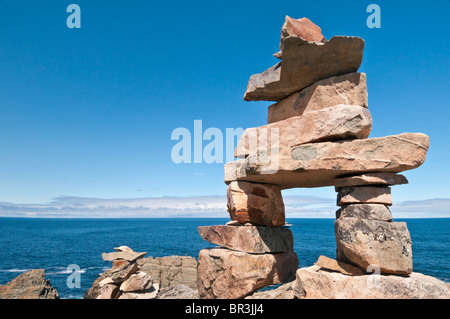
[0,1,449,216]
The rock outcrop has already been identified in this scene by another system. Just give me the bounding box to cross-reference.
[0,269,59,299]
[293,265,449,299]
[85,247,198,299]
[137,255,198,290]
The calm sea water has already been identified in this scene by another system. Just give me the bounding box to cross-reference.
[0,218,448,299]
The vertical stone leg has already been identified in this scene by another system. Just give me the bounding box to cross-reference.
[333,173,413,275]
[226,181,285,227]
[196,180,297,299]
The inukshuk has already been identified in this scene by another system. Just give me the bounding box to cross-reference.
[196,16,430,299]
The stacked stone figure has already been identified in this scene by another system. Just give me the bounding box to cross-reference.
[95,246,159,299]
[334,173,413,275]
[197,16,433,298]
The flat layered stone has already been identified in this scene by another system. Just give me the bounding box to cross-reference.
[224,133,429,189]
[227,181,285,227]
[118,283,159,299]
[336,204,393,222]
[335,172,408,191]
[235,105,372,158]
[267,73,368,123]
[293,266,450,299]
[335,218,413,275]
[198,225,294,253]
[244,36,364,101]
[102,251,147,262]
[337,186,392,206]
[197,248,298,299]
[314,255,364,276]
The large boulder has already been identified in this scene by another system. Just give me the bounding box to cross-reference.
[227,181,285,227]
[267,73,368,124]
[235,105,372,158]
[244,36,364,101]
[225,133,429,189]
[335,218,413,275]
[293,265,450,299]
[198,225,294,253]
[197,248,298,299]
[0,269,59,299]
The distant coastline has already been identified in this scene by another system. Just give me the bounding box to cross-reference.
[0,196,449,219]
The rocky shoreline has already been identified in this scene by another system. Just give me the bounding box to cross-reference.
[0,269,59,299]
[0,245,448,299]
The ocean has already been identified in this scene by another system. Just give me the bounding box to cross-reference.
[0,217,448,299]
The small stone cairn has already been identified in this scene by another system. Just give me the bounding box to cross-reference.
[196,16,433,299]
[96,246,158,299]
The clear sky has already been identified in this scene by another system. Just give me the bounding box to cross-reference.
[0,1,449,213]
